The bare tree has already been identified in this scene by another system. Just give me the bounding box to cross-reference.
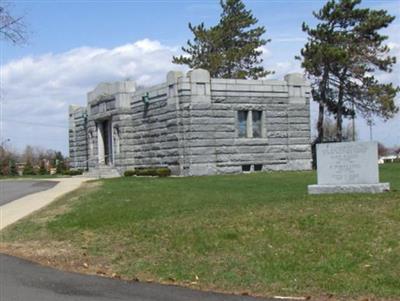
[321,117,356,142]
[0,3,27,44]
[378,143,389,157]
[21,145,34,163]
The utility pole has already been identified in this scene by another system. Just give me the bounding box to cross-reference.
[367,118,373,141]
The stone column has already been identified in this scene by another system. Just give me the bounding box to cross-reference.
[284,73,312,170]
[166,70,183,107]
[247,110,253,138]
[185,69,217,176]
[187,69,211,104]
[284,73,309,105]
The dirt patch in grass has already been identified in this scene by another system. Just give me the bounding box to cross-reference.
[0,240,115,279]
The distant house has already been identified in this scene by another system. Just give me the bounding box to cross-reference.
[16,163,25,176]
[378,155,399,164]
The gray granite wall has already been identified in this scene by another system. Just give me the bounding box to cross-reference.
[168,70,311,176]
[68,69,312,175]
[68,105,88,170]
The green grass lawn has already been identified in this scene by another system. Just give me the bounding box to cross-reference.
[1,164,399,299]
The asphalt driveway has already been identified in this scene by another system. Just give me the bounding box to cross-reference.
[0,180,58,206]
[0,254,270,301]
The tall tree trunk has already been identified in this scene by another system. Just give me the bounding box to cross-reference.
[336,81,344,142]
[316,66,329,143]
[316,103,325,143]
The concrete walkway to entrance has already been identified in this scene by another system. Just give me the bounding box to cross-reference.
[0,177,92,230]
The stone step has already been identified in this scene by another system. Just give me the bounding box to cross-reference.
[81,166,121,179]
[96,165,117,170]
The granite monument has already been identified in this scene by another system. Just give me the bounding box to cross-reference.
[308,141,390,194]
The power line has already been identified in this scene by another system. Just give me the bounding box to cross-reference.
[2,119,68,129]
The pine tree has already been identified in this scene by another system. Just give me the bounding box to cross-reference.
[39,160,47,175]
[54,151,66,174]
[0,4,28,45]
[9,159,17,176]
[299,0,399,142]
[23,160,35,175]
[173,0,272,79]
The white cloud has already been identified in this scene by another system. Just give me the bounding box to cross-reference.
[257,45,272,60]
[2,37,399,156]
[273,37,306,43]
[267,60,302,80]
[2,39,185,153]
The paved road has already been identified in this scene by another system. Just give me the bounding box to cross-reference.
[0,180,58,206]
[0,254,270,301]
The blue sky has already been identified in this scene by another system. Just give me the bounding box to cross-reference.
[4,0,327,63]
[2,0,399,154]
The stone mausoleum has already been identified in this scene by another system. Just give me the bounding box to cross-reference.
[69,69,312,176]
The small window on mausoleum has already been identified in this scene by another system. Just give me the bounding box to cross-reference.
[252,111,262,138]
[237,110,264,138]
[238,111,248,138]
[242,164,251,172]
[254,164,263,171]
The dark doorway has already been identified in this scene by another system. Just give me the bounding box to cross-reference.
[100,120,113,165]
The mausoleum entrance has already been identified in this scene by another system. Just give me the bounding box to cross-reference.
[97,119,113,166]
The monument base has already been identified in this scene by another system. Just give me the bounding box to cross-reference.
[308,183,390,194]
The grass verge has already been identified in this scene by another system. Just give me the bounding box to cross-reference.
[1,164,399,300]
